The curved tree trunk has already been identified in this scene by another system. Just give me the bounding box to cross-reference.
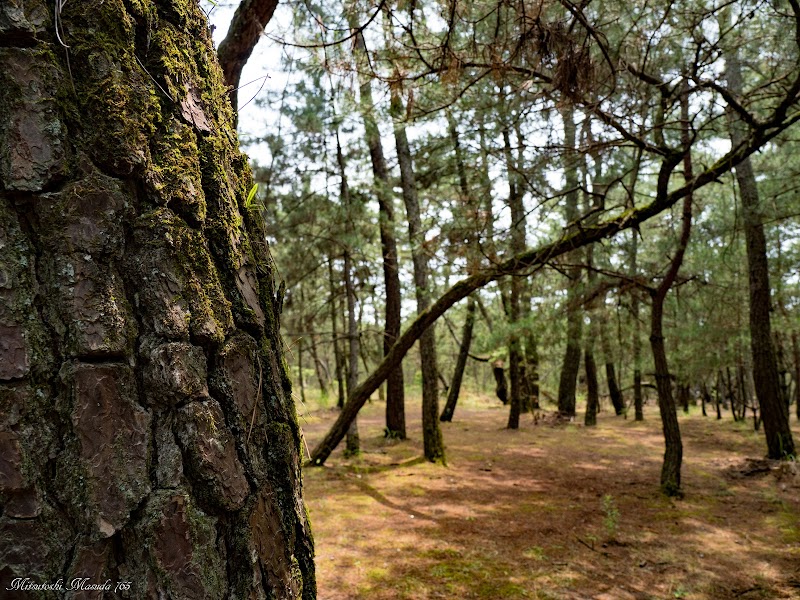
[650,84,694,496]
[217,0,279,124]
[0,1,314,596]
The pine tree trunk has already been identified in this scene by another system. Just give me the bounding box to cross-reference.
[557,106,583,418]
[724,25,795,458]
[441,116,480,422]
[650,297,683,496]
[584,345,600,426]
[343,249,360,456]
[441,297,476,422]
[493,362,509,405]
[525,333,541,410]
[793,332,800,422]
[601,318,625,415]
[349,18,406,439]
[0,1,314,596]
[391,87,444,462]
[502,124,525,430]
[328,257,346,409]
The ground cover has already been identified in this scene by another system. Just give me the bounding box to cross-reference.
[299,392,800,599]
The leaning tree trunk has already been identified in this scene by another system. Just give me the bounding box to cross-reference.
[440,297,476,422]
[725,40,796,458]
[440,115,480,422]
[0,1,315,597]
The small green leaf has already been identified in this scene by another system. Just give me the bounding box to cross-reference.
[245,183,259,209]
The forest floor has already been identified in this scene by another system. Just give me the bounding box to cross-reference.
[298,390,800,600]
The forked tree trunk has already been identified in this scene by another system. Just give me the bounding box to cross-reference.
[343,247,360,456]
[0,1,314,596]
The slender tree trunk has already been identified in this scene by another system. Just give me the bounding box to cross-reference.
[493,361,509,405]
[335,128,360,455]
[328,258,346,409]
[601,318,625,415]
[584,244,600,427]
[301,284,328,398]
[626,145,645,421]
[350,18,406,439]
[793,332,800,422]
[650,296,683,496]
[391,87,444,461]
[526,332,541,409]
[343,247,360,456]
[631,231,645,421]
[310,332,328,398]
[584,341,600,426]
[557,106,582,418]
[649,85,694,496]
[724,25,795,458]
[502,123,526,429]
[0,1,315,594]
[440,115,480,422]
[298,336,307,405]
[441,297,476,421]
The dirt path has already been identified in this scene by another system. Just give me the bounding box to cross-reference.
[299,393,800,600]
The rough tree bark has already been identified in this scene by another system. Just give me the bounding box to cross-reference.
[0,0,314,596]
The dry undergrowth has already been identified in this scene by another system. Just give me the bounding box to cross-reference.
[299,392,800,600]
